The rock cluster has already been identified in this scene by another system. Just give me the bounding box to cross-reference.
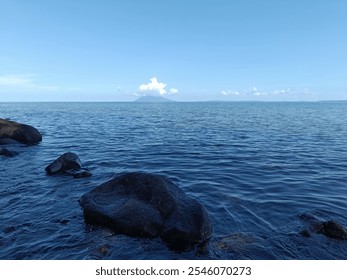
[1,118,213,248]
[8,118,347,253]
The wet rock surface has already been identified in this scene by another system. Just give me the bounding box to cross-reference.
[316,221,347,240]
[79,172,212,244]
[0,118,42,145]
[45,152,91,178]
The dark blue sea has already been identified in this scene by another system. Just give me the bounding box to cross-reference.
[1,101,347,259]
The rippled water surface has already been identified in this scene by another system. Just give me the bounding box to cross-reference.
[1,102,347,259]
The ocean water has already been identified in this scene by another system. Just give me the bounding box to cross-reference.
[1,101,347,260]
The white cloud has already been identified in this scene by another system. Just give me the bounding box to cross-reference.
[138,77,178,96]
[169,88,178,94]
[139,77,167,95]
[221,90,240,96]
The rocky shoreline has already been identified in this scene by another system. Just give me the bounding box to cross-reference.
[1,118,347,253]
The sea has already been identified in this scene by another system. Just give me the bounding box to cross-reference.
[1,101,347,260]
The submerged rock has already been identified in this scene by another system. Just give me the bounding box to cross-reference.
[45,152,91,178]
[0,147,18,157]
[215,233,255,252]
[299,213,347,240]
[65,169,92,178]
[0,118,42,145]
[316,221,347,240]
[0,138,21,145]
[79,172,212,245]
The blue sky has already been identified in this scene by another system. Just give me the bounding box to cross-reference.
[0,0,346,101]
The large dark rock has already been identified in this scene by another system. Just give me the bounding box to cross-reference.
[45,152,91,178]
[79,172,212,244]
[0,118,42,145]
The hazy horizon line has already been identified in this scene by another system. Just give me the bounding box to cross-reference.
[1,99,347,103]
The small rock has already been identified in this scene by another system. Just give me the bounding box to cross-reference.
[0,148,18,157]
[98,245,110,256]
[299,229,311,238]
[299,213,347,240]
[3,226,16,234]
[65,169,92,179]
[45,152,91,177]
[46,152,82,174]
[53,219,70,225]
[317,220,347,240]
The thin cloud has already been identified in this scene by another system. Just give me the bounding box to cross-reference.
[221,87,312,97]
[0,74,34,86]
[221,90,240,96]
[0,74,59,91]
[138,77,178,96]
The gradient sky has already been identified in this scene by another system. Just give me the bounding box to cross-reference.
[0,0,346,101]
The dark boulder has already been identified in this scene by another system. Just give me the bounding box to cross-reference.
[0,147,18,157]
[0,118,42,145]
[317,221,347,240]
[45,152,91,178]
[79,172,212,245]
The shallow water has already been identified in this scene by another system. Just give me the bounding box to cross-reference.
[1,101,347,259]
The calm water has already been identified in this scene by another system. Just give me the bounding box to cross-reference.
[1,102,347,259]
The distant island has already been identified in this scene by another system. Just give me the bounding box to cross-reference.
[134,96,176,103]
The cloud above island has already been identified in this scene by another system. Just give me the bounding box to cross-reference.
[137,77,178,96]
